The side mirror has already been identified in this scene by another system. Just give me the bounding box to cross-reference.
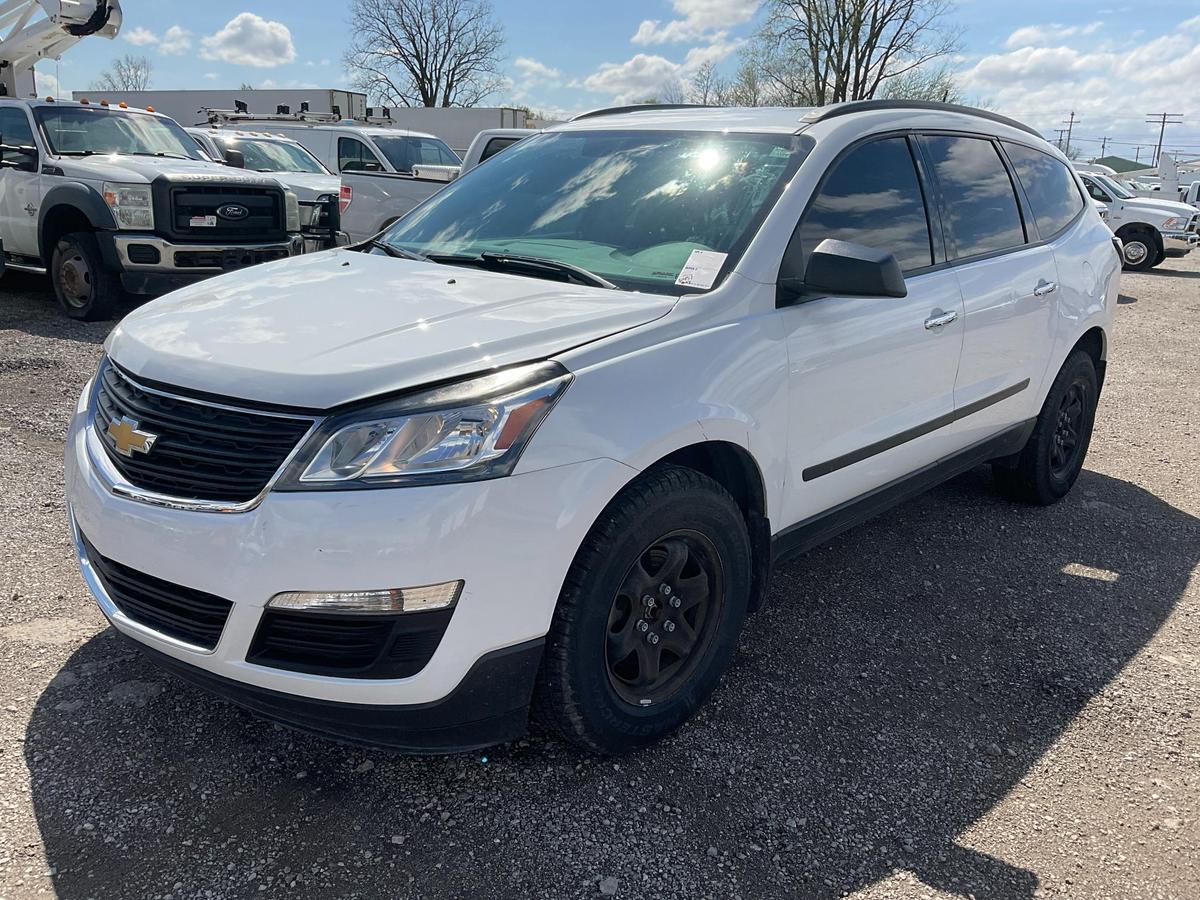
[224,148,246,169]
[778,238,907,305]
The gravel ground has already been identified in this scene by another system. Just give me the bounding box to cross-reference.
[0,257,1197,900]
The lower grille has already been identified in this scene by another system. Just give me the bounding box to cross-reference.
[82,533,232,650]
[92,361,315,504]
[173,246,289,270]
[248,608,454,679]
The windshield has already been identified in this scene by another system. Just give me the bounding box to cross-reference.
[381,130,810,294]
[34,106,202,159]
[215,136,327,174]
[1095,174,1134,200]
[371,135,460,172]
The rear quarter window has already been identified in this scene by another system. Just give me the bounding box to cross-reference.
[1003,142,1085,239]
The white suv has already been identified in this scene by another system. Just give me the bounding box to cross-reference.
[65,102,1119,754]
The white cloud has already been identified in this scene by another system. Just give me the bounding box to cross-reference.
[633,0,759,45]
[1004,22,1103,49]
[203,72,219,81]
[581,38,741,103]
[33,66,68,99]
[961,23,1200,151]
[159,26,192,56]
[124,26,159,47]
[201,13,296,68]
[514,57,560,81]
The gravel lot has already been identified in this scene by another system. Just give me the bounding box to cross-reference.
[0,256,1197,900]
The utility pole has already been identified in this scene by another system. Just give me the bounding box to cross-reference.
[1098,136,1110,158]
[1053,128,1068,151]
[1062,111,1078,156]
[1145,113,1183,164]
[1133,145,1143,164]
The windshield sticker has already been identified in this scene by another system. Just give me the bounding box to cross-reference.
[675,250,728,289]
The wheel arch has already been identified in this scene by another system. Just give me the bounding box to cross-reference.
[647,440,773,614]
[1072,325,1108,393]
[38,184,118,266]
[1114,222,1163,258]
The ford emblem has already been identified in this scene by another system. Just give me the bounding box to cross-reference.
[216,203,250,221]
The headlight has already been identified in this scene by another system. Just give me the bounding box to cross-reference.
[101,182,153,230]
[277,361,571,490]
[284,191,301,232]
[1160,216,1183,229]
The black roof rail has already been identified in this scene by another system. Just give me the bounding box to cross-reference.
[570,103,714,122]
[798,100,1042,139]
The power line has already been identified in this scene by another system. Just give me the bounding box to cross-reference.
[1146,113,1184,164]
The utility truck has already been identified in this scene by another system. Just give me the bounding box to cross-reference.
[0,1,307,320]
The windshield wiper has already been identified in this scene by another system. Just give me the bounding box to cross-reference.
[424,251,616,289]
[127,151,191,159]
[367,239,427,261]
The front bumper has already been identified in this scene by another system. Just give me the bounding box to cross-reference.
[101,233,305,294]
[65,392,633,748]
[1162,231,1198,256]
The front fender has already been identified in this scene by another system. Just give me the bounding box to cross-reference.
[38,182,118,262]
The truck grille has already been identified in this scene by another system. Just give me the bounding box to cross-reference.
[167,184,285,243]
[92,361,315,504]
[81,532,233,650]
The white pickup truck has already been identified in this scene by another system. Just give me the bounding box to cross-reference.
[1077,171,1199,270]
[0,98,304,320]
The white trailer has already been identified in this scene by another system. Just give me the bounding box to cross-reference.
[67,89,368,125]
[358,107,533,155]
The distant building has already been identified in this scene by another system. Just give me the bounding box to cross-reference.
[1092,155,1146,173]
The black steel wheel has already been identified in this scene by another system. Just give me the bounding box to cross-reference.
[534,465,752,754]
[605,531,724,707]
[994,349,1099,505]
[50,232,122,322]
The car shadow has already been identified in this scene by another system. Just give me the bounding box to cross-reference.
[1116,293,1138,304]
[1144,266,1200,278]
[24,470,1196,899]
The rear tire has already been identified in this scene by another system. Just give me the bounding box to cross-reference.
[994,350,1098,505]
[51,231,122,321]
[533,465,751,754]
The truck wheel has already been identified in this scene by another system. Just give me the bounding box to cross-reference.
[1117,228,1156,272]
[993,350,1098,506]
[534,465,751,754]
[51,232,122,321]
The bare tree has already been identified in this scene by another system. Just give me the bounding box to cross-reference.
[690,61,727,106]
[878,64,962,103]
[659,78,689,105]
[756,0,960,105]
[92,55,153,92]
[345,0,505,107]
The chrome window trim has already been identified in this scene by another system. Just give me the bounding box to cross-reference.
[88,361,323,514]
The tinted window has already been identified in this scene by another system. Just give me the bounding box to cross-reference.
[796,137,933,271]
[481,137,520,162]
[1004,142,1085,238]
[338,137,383,172]
[922,135,1025,258]
[372,135,459,173]
[0,107,35,166]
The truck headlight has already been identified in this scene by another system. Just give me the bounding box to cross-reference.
[1159,216,1183,229]
[284,191,301,232]
[101,182,153,230]
[277,362,571,490]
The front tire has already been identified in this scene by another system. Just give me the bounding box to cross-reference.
[994,350,1099,505]
[534,465,751,754]
[50,232,122,321]
[1118,228,1156,272]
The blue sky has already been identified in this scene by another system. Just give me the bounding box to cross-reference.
[38,0,1200,159]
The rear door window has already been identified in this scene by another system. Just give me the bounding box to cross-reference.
[795,136,933,272]
[921,135,1026,259]
[337,137,383,172]
[1003,142,1085,239]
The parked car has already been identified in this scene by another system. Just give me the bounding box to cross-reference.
[460,127,534,173]
[185,127,348,251]
[0,98,305,320]
[66,101,1119,754]
[207,121,463,242]
[1180,180,1200,210]
[1077,171,1199,270]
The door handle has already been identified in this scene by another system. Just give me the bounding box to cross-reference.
[924,310,958,330]
[1033,280,1058,297]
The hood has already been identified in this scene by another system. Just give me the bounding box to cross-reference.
[1125,197,1197,220]
[56,154,281,185]
[106,249,677,409]
[262,172,341,200]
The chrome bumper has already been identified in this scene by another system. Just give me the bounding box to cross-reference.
[112,234,305,273]
[1162,231,1198,254]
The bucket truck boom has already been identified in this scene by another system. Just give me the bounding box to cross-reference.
[0,0,122,98]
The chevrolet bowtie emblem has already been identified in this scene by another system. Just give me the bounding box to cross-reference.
[106,416,158,457]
